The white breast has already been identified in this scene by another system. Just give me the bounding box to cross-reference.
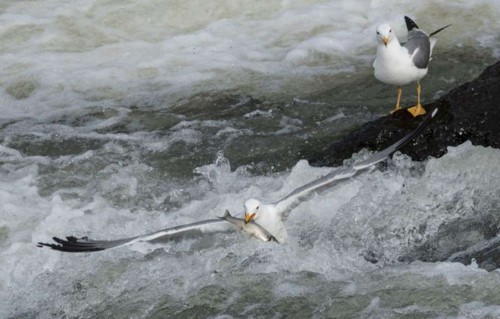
[255,204,287,243]
[374,43,428,86]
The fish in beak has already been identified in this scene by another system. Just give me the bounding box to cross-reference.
[220,210,278,243]
[244,212,256,224]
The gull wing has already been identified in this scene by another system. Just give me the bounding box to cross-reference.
[404,29,431,69]
[275,108,438,212]
[37,218,233,253]
[403,16,431,69]
[353,107,437,170]
[400,16,450,62]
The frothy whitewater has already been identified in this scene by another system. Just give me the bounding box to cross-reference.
[1,1,500,318]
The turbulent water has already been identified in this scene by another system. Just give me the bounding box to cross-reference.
[1,1,500,318]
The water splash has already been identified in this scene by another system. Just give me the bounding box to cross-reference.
[193,150,233,189]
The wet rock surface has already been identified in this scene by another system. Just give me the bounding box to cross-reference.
[309,61,500,167]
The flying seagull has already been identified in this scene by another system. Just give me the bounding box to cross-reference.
[374,16,450,117]
[38,108,438,252]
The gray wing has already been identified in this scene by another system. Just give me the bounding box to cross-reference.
[402,16,450,69]
[37,218,233,253]
[275,108,438,212]
[404,29,431,69]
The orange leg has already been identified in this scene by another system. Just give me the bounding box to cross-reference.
[390,86,403,113]
[407,81,426,117]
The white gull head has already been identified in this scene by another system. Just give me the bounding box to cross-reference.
[376,24,397,47]
[244,198,261,223]
[244,198,287,243]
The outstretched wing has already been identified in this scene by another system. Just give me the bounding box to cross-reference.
[275,108,438,212]
[353,107,437,170]
[37,218,233,253]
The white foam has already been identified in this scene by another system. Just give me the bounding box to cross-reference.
[2,143,500,317]
[458,302,500,318]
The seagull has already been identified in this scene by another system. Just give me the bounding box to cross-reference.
[38,108,438,252]
[374,16,450,117]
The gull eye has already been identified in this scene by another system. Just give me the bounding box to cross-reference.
[376,31,380,35]
[256,206,260,210]
[389,29,392,33]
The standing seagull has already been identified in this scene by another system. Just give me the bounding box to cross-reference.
[373,16,450,117]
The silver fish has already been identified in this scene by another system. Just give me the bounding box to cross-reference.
[219,210,278,243]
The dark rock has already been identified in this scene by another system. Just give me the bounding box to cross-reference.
[308,61,500,167]
[446,237,500,272]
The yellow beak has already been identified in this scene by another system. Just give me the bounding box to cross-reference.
[244,213,256,224]
[382,36,389,47]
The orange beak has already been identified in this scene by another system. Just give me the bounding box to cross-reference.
[244,213,256,224]
[382,36,389,47]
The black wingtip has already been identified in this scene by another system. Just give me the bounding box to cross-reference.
[37,236,105,253]
[404,16,419,31]
[429,24,452,37]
